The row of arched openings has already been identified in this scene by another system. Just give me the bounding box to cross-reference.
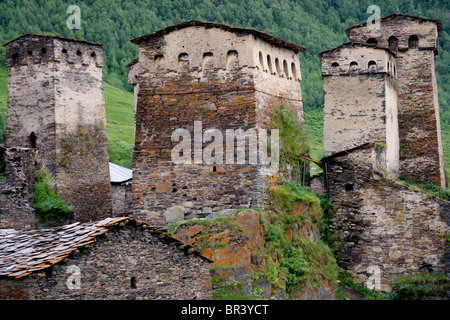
[366,35,419,50]
[258,51,297,80]
[11,47,97,64]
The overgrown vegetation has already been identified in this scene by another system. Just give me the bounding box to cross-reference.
[389,272,450,300]
[398,174,450,201]
[257,182,339,293]
[33,168,72,226]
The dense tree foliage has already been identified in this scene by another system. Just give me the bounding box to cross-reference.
[0,0,449,154]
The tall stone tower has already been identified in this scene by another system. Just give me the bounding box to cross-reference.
[345,14,445,187]
[128,20,305,225]
[320,42,399,176]
[3,33,112,222]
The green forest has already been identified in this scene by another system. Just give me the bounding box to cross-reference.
[0,0,449,168]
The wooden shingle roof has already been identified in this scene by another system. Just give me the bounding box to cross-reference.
[0,217,211,279]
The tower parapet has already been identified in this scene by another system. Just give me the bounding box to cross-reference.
[3,33,112,222]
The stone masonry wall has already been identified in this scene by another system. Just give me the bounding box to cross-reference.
[325,145,447,291]
[130,25,304,226]
[0,147,36,230]
[4,34,112,222]
[346,15,445,187]
[0,225,212,300]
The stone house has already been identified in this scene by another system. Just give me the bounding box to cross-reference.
[127,20,306,226]
[344,13,445,188]
[109,162,133,217]
[318,14,448,291]
[0,217,212,300]
[3,33,112,222]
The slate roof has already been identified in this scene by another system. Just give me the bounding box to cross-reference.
[344,13,443,37]
[130,19,306,52]
[109,162,132,183]
[0,217,211,279]
[2,33,103,47]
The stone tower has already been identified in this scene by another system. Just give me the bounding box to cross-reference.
[128,20,305,225]
[319,42,399,176]
[345,13,445,187]
[3,33,112,222]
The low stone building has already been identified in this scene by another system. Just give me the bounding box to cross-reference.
[109,162,133,216]
[0,217,212,300]
[323,143,447,292]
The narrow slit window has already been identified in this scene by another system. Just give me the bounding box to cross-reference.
[29,132,37,149]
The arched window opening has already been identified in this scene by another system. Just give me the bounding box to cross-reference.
[41,48,47,55]
[283,60,289,78]
[291,62,297,80]
[331,62,339,68]
[202,52,213,71]
[275,58,281,76]
[259,51,264,70]
[226,50,239,70]
[368,60,377,72]
[154,54,164,70]
[408,35,419,49]
[267,55,273,74]
[388,36,398,50]
[178,52,190,72]
[29,132,37,149]
[349,61,359,72]
[367,38,377,46]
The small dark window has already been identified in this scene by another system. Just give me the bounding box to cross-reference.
[41,48,47,55]
[130,277,137,289]
[27,50,33,56]
[345,183,354,191]
[349,61,358,72]
[368,60,377,72]
[12,52,19,63]
[388,36,398,50]
[62,48,68,54]
[29,132,37,149]
[90,52,96,58]
[367,38,377,45]
[408,35,419,49]
[331,62,339,67]
[212,165,217,172]
[76,50,82,56]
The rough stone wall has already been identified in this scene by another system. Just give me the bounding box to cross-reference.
[320,44,399,176]
[0,226,212,300]
[130,26,304,226]
[345,16,445,187]
[325,145,447,291]
[0,147,36,230]
[4,34,112,222]
[111,182,132,216]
